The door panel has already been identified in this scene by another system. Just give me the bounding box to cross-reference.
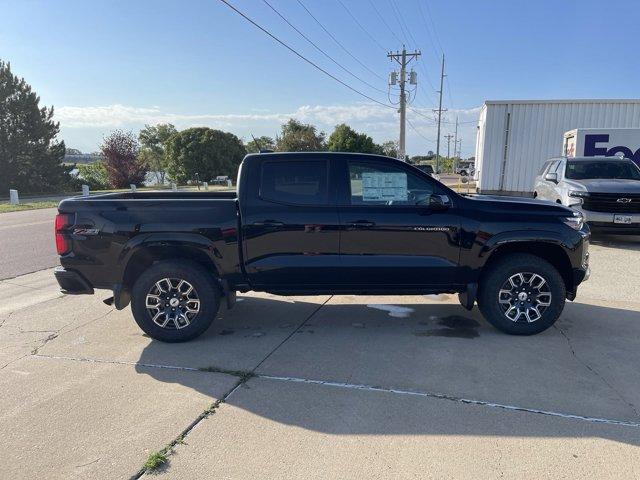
[241,159,340,287]
[337,160,462,288]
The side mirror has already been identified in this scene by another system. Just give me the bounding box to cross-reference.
[429,194,451,211]
[544,172,558,183]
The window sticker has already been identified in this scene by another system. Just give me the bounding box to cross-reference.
[362,172,408,201]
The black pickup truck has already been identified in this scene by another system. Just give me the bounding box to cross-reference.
[55,152,590,342]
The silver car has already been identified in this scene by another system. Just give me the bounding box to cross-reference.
[533,156,640,234]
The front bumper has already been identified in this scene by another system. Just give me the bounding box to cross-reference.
[54,267,94,294]
[571,205,640,234]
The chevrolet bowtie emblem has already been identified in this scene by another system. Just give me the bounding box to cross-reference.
[616,198,632,203]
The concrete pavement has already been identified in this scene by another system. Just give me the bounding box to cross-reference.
[0,207,58,279]
[0,236,639,478]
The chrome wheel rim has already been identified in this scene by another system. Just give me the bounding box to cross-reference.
[145,278,200,329]
[498,272,552,323]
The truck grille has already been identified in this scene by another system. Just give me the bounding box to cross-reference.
[582,193,640,213]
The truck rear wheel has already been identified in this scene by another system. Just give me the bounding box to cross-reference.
[131,260,220,342]
[477,254,565,335]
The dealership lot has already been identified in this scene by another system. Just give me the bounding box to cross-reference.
[1,234,639,478]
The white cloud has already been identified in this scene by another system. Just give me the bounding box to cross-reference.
[55,103,481,157]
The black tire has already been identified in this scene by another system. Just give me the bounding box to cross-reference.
[131,260,220,342]
[477,254,565,335]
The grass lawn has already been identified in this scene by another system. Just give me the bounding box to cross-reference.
[0,201,59,213]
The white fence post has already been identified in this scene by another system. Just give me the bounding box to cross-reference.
[130,184,137,192]
[203,182,208,190]
[82,185,90,197]
[9,189,19,205]
[171,183,177,191]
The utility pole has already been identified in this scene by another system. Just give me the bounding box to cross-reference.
[453,116,459,173]
[433,54,447,173]
[388,47,421,161]
[444,133,454,160]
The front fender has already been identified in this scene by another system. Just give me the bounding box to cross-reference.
[480,230,574,261]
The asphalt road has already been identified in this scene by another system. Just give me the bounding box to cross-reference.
[0,207,58,279]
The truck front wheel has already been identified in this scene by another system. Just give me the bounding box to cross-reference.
[131,260,220,342]
[477,254,565,335]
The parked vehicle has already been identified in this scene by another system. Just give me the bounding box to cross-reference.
[415,164,440,181]
[533,156,640,234]
[55,152,590,342]
[475,99,640,195]
[456,163,475,177]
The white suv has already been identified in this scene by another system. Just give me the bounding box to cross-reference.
[533,156,640,234]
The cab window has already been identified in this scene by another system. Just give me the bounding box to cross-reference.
[348,161,437,206]
[260,160,328,205]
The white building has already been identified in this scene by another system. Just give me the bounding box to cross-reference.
[474,99,640,195]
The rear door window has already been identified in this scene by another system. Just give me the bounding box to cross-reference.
[260,160,329,205]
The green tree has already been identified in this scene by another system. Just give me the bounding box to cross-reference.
[0,60,74,193]
[138,123,177,184]
[76,161,110,190]
[101,130,147,188]
[380,140,399,159]
[327,123,383,154]
[276,119,326,152]
[246,135,275,153]
[165,127,246,183]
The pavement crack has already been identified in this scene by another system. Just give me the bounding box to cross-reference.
[258,374,640,429]
[554,324,640,420]
[128,376,248,480]
[252,295,332,372]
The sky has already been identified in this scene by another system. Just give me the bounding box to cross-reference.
[2,0,639,157]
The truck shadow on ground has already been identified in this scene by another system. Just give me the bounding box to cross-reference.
[135,295,640,446]
[590,233,640,250]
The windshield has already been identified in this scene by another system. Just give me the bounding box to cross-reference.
[416,165,434,174]
[565,160,640,180]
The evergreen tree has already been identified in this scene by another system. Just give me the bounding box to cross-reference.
[0,60,73,193]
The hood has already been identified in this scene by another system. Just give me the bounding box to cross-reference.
[466,193,571,213]
[566,178,640,193]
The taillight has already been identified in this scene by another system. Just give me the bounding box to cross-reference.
[55,213,74,255]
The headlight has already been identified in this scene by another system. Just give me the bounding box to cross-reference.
[562,212,584,230]
[569,190,590,198]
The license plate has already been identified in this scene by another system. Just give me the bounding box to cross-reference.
[614,215,632,224]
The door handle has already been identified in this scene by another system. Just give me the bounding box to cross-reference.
[348,220,375,228]
[252,220,284,227]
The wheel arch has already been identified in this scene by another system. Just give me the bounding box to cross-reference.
[481,240,574,296]
[115,234,225,309]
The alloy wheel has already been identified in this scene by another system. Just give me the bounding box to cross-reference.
[145,278,200,329]
[497,272,552,323]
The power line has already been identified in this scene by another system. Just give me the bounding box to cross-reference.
[407,117,436,144]
[216,0,395,109]
[336,0,386,53]
[408,106,437,123]
[367,0,403,45]
[296,0,386,82]
[415,0,440,58]
[261,0,391,96]
[419,0,444,54]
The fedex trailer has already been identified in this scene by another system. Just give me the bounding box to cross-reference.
[475,99,640,195]
[563,128,640,164]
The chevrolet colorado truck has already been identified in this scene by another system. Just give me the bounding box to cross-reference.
[54,152,590,342]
